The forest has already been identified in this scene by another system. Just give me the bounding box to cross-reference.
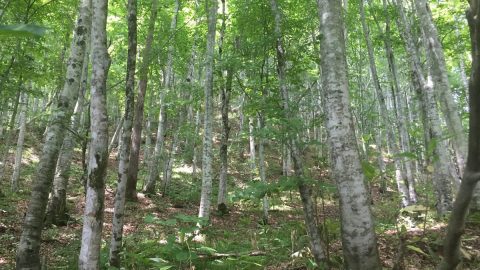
[0,0,480,269]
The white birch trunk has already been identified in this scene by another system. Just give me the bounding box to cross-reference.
[11,91,27,192]
[16,0,91,267]
[198,0,217,221]
[78,0,109,267]
[317,0,381,267]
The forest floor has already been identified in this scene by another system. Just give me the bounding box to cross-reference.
[1,132,480,269]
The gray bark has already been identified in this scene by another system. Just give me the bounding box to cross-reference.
[395,0,453,215]
[78,0,110,267]
[360,0,410,206]
[11,91,27,192]
[271,0,326,264]
[16,0,91,267]
[317,0,381,268]
[126,0,158,201]
[198,0,217,221]
[109,0,137,266]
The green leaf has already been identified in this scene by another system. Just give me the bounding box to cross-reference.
[406,245,429,256]
[196,246,217,255]
[175,251,191,261]
[0,24,47,37]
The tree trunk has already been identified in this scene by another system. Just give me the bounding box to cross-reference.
[10,91,27,192]
[415,0,467,177]
[440,2,480,268]
[15,0,91,267]
[108,116,124,154]
[198,0,217,222]
[317,0,381,268]
[257,115,269,224]
[108,0,137,266]
[126,0,158,201]
[78,0,109,267]
[217,0,231,211]
[395,0,453,215]
[359,0,410,206]
[270,0,326,265]
[46,46,90,227]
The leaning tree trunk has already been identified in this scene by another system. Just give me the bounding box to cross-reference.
[144,0,179,195]
[415,0,467,176]
[270,0,326,265]
[78,0,109,268]
[198,0,217,222]
[144,92,166,194]
[317,0,381,268]
[395,0,453,215]
[15,0,91,268]
[45,45,90,227]
[440,2,480,269]
[126,0,158,201]
[380,0,417,203]
[10,91,27,192]
[359,0,411,206]
[109,0,137,266]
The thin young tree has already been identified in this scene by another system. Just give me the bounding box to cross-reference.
[198,0,217,222]
[126,0,159,201]
[316,0,381,268]
[270,0,326,264]
[440,1,480,268]
[109,0,137,266]
[78,0,110,267]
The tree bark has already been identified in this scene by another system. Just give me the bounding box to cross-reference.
[109,0,137,266]
[440,2,480,268]
[10,91,27,192]
[78,0,109,268]
[317,0,381,268]
[395,0,453,215]
[126,0,159,201]
[359,0,411,206]
[198,0,217,222]
[271,0,326,265]
[15,0,91,268]
[45,46,90,227]
[415,0,467,177]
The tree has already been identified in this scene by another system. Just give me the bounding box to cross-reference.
[270,0,326,264]
[316,0,381,268]
[126,0,159,201]
[109,0,137,266]
[78,0,109,267]
[16,0,91,267]
[440,1,480,268]
[198,0,217,222]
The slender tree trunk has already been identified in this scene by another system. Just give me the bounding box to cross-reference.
[270,0,326,264]
[198,0,217,222]
[317,0,381,268]
[0,90,20,181]
[248,117,256,174]
[257,115,269,223]
[440,2,480,268]
[15,0,91,267]
[415,0,467,177]
[144,93,166,194]
[360,0,410,206]
[11,91,27,192]
[108,116,124,154]
[217,0,231,211]
[108,0,137,266]
[126,0,158,201]
[379,0,417,203]
[395,0,453,215]
[45,50,89,226]
[78,0,109,267]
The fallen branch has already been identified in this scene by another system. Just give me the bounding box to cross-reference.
[197,250,266,260]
